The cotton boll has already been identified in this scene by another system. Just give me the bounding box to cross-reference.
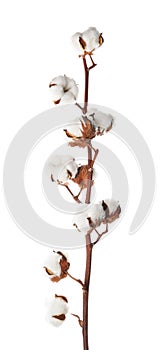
[60,91,76,103]
[94,111,114,131]
[64,77,79,99]
[67,84,79,100]
[57,167,70,183]
[44,252,61,277]
[49,75,78,104]
[46,296,68,327]
[83,27,100,51]
[66,122,82,138]
[50,75,67,88]
[49,155,78,183]
[73,202,105,232]
[87,203,104,225]
[72,27,103,53]
[73,212,90,232]
[66,158,78,178]
[49,163,62,182]
[103,199,120,215]
[71,32,84,53]
[49,85,64,102]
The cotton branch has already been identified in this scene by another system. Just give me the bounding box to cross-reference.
[56,180,81,204]
[93,224,108,245]
[67,272,84,287]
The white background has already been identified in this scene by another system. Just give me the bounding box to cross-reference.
[0,0,160,349]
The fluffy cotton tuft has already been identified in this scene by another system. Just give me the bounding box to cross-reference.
[49,75,78,104]
[103,199,120,215]
[92,111,114,133]
[73,199,120,232]
[49,155,78,183]
[44,252,61,278]
[72,27,104,54]
[46,295,68,327]
[73,203,105,232]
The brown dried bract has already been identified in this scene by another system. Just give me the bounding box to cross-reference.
[99,33,104,46]
[64,118,96,145]
[55,294,68,303]
[79,36,87,50]
[53,314,66,321]
[72,165,94,189]
[80,119,96,139]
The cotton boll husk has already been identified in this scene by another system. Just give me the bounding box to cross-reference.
[44,252,61,277]
[71,32,84,53]
[49,85,64,101]
[46,298,68,327]
[103,199,119,214]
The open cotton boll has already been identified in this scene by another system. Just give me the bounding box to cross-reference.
[73,199,121,232]
[72,27,104,53]
[50,75,67,88]
[60,91,76,103]
[93,111,114,132]
[65,120,83,138]
[66,160,78,178]
[44,252,61,277]
[71,32,84,53]
[49,75,78,104]
[49,155,78,183]
[73,202,106,232]
[46,296,68,327]
[87,203,105,225]
[83,27,101,51]
[103,199,120,215]
[73,211,90,232]
[49,84,64,102]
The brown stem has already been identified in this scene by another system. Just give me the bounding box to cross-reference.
[93,224,108,245]
[75,102,83,111]
[83,57,89,115]
[83,233,93,350]
[57,181,81,204]
[81,55,96,349]
[85,142,93,204]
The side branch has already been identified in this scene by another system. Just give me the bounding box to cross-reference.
[67,272,84,287]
